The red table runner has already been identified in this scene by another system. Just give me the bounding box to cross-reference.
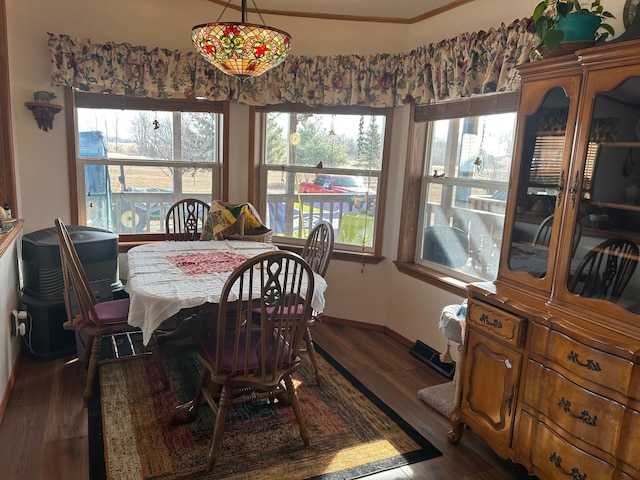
[167,251,249,275]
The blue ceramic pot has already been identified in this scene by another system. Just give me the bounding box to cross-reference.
[556,12,602,42]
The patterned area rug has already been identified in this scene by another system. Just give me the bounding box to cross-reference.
[89,342,441,480]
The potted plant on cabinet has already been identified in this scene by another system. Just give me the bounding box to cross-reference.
[532,0,615,58]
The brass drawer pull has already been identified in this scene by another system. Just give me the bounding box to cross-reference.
[549,452,586,480]
[557,397,597,426]
[567,351,601,371]
[479,313,503,329]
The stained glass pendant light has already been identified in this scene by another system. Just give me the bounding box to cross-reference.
[192,0,292,81]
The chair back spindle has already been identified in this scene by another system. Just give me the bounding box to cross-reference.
[301,220,334,277]
[165,198,210,241]
[568,238,639,301]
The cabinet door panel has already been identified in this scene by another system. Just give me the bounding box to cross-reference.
[460,330,521,446]
[556,66,640,322]
[499,70,582,294]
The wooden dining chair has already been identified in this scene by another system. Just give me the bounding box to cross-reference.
[170,250,315,472]
[55,218,168,406]
[532,214,554,249]
[165,198,210,241]
[300,220,334,385]
[568,237,639,301]
[533,213,582,255]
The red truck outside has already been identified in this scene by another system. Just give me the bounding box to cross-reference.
[298,174,369,194]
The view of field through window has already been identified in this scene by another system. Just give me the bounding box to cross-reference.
[77,106,221,234]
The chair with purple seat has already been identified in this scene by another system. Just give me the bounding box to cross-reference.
[169,250,315,472]
[55,218,168,406]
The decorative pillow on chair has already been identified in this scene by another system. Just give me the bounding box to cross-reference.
[201,201,267,241]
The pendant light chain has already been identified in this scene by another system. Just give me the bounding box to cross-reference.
[250,0,268,25]
[216,0,232,22]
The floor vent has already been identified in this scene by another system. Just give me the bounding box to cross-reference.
[410,340,456,380]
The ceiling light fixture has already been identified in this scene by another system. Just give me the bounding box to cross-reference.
[192,0,292,82]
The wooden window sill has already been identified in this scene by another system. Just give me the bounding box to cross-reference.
[394,261,468,297]
[0,219,24,257]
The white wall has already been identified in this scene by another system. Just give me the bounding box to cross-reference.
[4,0,629,363]
[0,235,23,406]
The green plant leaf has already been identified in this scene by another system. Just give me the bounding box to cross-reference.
[544,29,565,51]
[557,1,571,16]
[534,16,551,40]
[600,24,615,35]
[533,0,549,21]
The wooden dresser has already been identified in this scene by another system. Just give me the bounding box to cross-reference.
[448,37,640,480]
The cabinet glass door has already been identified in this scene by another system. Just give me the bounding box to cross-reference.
[500,78,580,293]
[559,71,640,317]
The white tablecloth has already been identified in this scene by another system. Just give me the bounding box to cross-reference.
[126,240,328,345]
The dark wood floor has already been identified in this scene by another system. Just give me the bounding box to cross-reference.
[0,321,534,479]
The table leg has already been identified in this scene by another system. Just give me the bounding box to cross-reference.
[156,305,215,344]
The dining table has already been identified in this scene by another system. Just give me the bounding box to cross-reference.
[125,239,328,346]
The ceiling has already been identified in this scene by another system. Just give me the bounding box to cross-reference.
[206,0,473,24]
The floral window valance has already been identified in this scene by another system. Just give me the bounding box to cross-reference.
[48,18,534,107]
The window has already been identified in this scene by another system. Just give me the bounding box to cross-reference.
[72,92,226,238]
[253,105,391,255]
[396,93,519,287]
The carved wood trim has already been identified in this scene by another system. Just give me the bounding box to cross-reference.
[0,0,17,217]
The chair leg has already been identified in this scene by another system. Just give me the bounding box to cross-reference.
[83,334,102,406]
[284,374,310,447]
[82,333,95,364]
[207,385,231,472]
[304,327,321,386]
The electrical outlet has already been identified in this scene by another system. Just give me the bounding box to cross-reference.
[11,310,28,338]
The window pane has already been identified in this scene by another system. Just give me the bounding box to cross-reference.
[265,170,377,246]
[78,109,218,162]
[418,111,517,281]
[76,102,221,235]
[260,109,386,252]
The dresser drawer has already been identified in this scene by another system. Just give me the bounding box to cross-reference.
[617,408,640,476]
[534,327,634,397]
[518,411,615,480]
[467,301,525,347]
[524,360,624,455]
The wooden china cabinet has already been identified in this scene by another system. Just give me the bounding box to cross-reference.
[448,36,640,480]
